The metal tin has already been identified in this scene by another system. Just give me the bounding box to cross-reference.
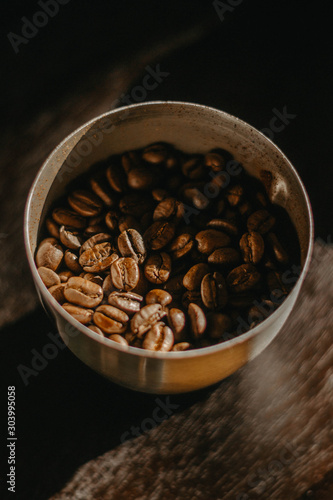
[24,102,314,393]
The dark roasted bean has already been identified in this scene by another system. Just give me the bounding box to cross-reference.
[201,272,228,310]
[119,193,153,217]
[144,252,171,284]
[226,184,244,206]
[168,233,194,260]
[46,218,60,239]
[118,215,142,233]
[146,289,172,307]
[59,226,83,250]
[239,231,264,264]
[52,208,86,229]
[111,257,139,291]
[118,229,146,264]
[182,155,205,180]
[204,152,225,172]
[227,264,261,293]
[207,218,238,235]
[195,229,230,254]
[188,303,206,338]
[153,197,181,221]
[266,232,289,264]
[142,143,169,164]
[144,221,176,250]
[80,233,112,254]
[89,175,116,207]
[208,247,240,267]
[106,162,127,193]
[247,209,275,234]
[183,263,210,290]
[68,190,103,217]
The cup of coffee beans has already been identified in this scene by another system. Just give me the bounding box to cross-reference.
[25,102,313,393]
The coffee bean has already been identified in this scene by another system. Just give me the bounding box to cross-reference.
[52,208,86,229]
[182,263,210,291]
[36,238,63,271]
[142,143,169,164]
[38,266,60,288]
[152,188,169,202]
[208,248,240,267]
[239,231,264,264]
[89,174,116,207]
[106,162,127,193]
[111,257,139,291]
[62,303,94,324]
[79,243,118,273]
[168,233,193,260]
[207,218,238,236]
[88,324,105,336]
[64,277,103,308]
[182,290,203,309]
[144,252,171,284]
[64,250,83,274]
[145,289,172,307]
[227,264,261,293]
[266,232,289,264]
[172,342,192,351]
[195,229,230,254]
[131,304,167,338]
[80,233,112,254]
[143,322,174,351]
[109,334,129,346]
[128,166,155,190]
[204,152,225,172]
[153,197,181,221]
[68,190,103,217]
[182,155,205,180]
[118,229,146,264]
[144,221,176,250]
[93,305,129,334]
[84,224,107,237]
[48,283,66,304]
[247,209,275,234]
[226,184,244,206]
[59,226,83,250]
[201,272,228,310]
[80,273,104,287]
[46,218,60,239]
[118,215,142,234]
[188,303,206,338]
[58,270,75,283]
[121,151,142,173]
[183,186,209,210]
[108,291,143,314]
[105,210,120,232]
[167,308,186,342]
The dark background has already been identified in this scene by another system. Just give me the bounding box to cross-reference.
[0,1,332,499]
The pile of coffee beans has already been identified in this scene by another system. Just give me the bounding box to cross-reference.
[35,142,300,351]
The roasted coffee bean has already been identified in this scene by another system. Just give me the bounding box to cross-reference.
[108,291,143,314]
[163,274,185,297]
[84,224,106,237]
[93,305,129,334]
[226,184,244,206]
[106,162,127,193]
[49,283,66,304]
[88,324,105,336]
[64,250,83,274]
[201,272,228,310]
[89,175,116,207]
[118,229,146,264]
[111,257,139,291]
[195,229,230,254]
[183,263,210,291]
[182,155,205,180]
[105,210,120,232]
[153,197,181,221]
[188,303,206,338]
[68,190,103,217]
[204,152,225,172]
[52,208,86,229]
[109,334,129,346]
[118,215,142,233]
[207,312,232,339]
[131,304,167,338]
[172,342,192,351]
[38,266,60,288]
[238,200,252,217]
[266,232,289,264]
[102,274,117,298]
[142,143,169,164]
[80,233,112,254]
[183,186,209,210]
[64,277,103,308]
[79,243,118,272]
[143,322,174,351]
[152,188,169,202]
[167,308,186,342]
[239,231,264,264]
[46,218,60,239]
[208,248,240,267]
[145,289,172,307]
[62,303,94,324]
[121,151,141,173]
[247,209,275,234]
[127,166,155,190]
[227,264,261,293]
[131,267,150,296]
[58,270,75,283]
[59,226,83,250]
[80,273,104,287]
[144,252,171,284]
[144,221,176,250]
[36,238,63,271]
[207,218,238,235]
[168,233,193,260]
